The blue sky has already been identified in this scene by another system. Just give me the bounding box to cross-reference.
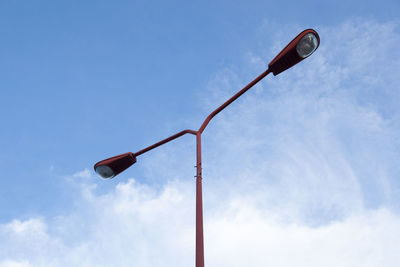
[1,1,400,266]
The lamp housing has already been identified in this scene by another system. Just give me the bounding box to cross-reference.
[268,29,320,76]
[94,152,136,179]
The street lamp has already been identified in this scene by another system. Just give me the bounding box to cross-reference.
[95,152,136,179]
[94,28,319,267]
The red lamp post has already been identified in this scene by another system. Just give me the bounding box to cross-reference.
[94,29,320,267]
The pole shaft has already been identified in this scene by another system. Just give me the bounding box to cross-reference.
[196,133,204,267]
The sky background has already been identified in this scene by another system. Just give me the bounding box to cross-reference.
[1,1,400,266]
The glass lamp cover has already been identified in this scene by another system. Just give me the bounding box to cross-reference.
[95,165,115,179]
[296,33,318,58]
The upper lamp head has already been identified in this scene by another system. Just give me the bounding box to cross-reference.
[268,29,320,76]
[94,152,137,179]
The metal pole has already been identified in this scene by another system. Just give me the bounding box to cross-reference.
[196,132,204,267]
[128,68,271,267]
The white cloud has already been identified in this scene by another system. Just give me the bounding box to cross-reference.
[206,205,400,267]
[1,180,400,266]
[0,260,32,267]
[72,169,93,179]
[1,18,400,266]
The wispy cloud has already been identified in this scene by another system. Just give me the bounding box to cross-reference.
[1,18,400,266]
[1,178,399,266]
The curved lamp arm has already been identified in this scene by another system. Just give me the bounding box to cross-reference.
[198,69,271,133]
[134,68,272,157]
[134,129,197,157]
[93,68,271,179]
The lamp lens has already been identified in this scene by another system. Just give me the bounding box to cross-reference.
[296,33,318,58]
[95,165,115,179]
